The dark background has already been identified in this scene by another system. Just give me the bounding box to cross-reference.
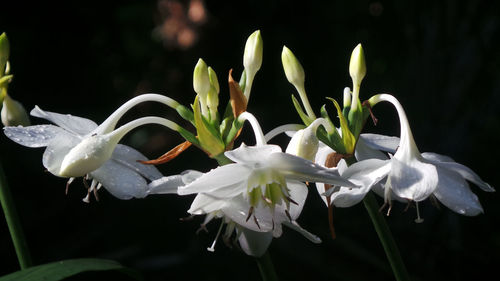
[1,1,499,280]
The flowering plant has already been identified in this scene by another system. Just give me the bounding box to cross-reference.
[0,28,494,281]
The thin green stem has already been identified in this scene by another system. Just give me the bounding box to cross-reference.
[0,160,32,269]
[255,251,279,281]
[363,192,410,281]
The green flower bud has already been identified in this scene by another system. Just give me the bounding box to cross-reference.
[243,30,263,79]
[193,58,210,96]
[0,32,10,77]
[281,46,305,88]
[208,66,219,94]
[349,44,366,87]
[1,92,30,127]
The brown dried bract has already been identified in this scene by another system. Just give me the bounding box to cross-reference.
[138,141,192,165]
[228,69,247,118]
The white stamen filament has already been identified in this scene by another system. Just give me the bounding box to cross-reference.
[207,220,225,252]
[415,202,424,223]
[237,112,266,146]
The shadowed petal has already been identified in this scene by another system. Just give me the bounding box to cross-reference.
[237,228,273,257]
[433,166,484,216]
[90,160,149,200]
[112,144,162,181]
[422,152,494,192]
[388,157,438,202]
[359,133,399,153]
[42,130,81,176]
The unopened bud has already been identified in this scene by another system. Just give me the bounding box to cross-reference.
[343,87,351,108]
[281,46,305,88]
[193,58,210,97]
[349,44,366,86]
[1,93,30,127]
[243,30,263,78]
[0,33,10,77]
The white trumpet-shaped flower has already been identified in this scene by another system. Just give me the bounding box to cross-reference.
[3,94,187,200]
[324,94,494,216]
[177,112,356,255]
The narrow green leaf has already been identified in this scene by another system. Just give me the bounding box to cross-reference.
[0,258,141,281]
[291,95,313,126]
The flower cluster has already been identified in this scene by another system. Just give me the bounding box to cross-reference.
[1,30,493,258]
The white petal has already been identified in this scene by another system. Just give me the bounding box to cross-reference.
[285,180,308,220]
[328,159,390,207]
[237,228,273,257]
[359,133,400,153]
[31,106,97,136]
[355,136,389,161]
[433,165,484,216]
[222,195,273,232]
[422,152,494,192]
[177,164,250,196]
[314,142,335,167]
[148,175,185,194]
[42,130,81,176]
[3,125,65,148]
[111,144,162,181]
[90,160,148,199]
[268,152,357,188]
[225,143,281,164]
[187,194,226,215]
[388,157,438,202]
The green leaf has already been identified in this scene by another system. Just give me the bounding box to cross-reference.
[0,258,141,281]
[319,104,344,150]
[327,97,356,154]
[291,95,313,126]
[193,95,225,156]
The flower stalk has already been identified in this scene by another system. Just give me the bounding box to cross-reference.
[363,192,410,281]
[0,160,32,269]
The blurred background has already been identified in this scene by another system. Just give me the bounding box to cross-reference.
[1,1,499,280]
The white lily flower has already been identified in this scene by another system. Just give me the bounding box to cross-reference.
[3,94,188,200]
[3,106,164,200]
[176,112,355,255]
[325,94,494,217]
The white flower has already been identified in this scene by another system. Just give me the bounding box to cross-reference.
[3,99,181,200]
[324,94,494,216]
[176,112,356,255]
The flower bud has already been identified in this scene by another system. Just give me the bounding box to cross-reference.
[343,87,351,108]
[208,66,219,94]
[1,93,30,127]
[349,44,366,86]
[193,58,210,97]
[281,46,305,89]
[0,32,9,77]
[285,127,319,162]
[243,30,263,78]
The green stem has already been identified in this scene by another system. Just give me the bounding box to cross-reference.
[214,155,279,281]
[363,192,410,281]
[0,160,32,269]
[255,251,279,281]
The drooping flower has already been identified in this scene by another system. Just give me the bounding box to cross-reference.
[175,112,356,255]
[3,94,192,200]
[324,94,494,217]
